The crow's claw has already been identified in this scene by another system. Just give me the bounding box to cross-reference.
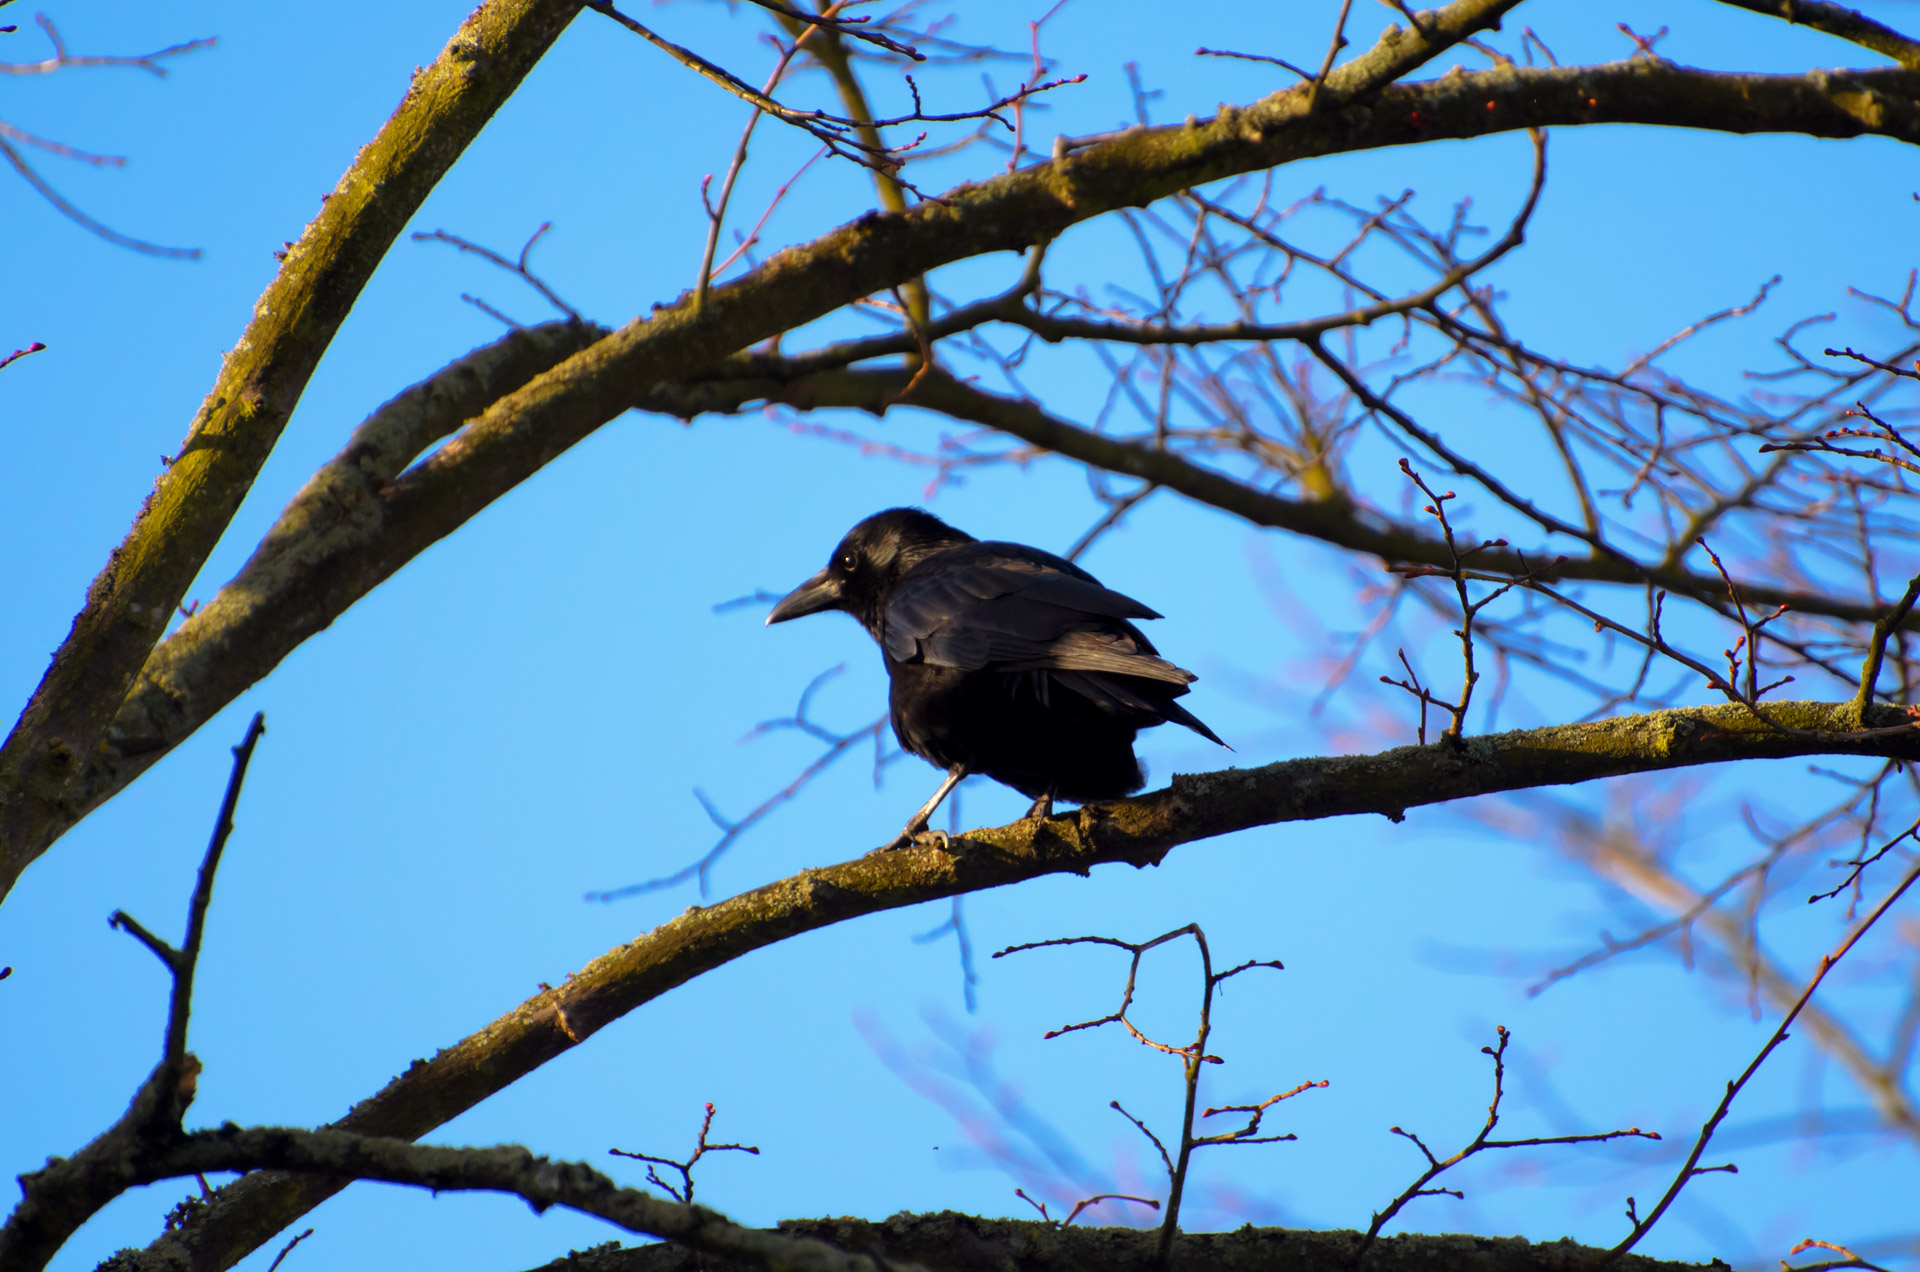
[867,827,954,856]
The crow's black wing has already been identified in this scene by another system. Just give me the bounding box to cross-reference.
[881,544,1191,686]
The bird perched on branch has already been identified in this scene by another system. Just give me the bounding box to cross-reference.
[766,507,1227,850]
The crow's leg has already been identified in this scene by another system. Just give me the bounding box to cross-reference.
[1022,791,1054,823]
[872,764,970,854]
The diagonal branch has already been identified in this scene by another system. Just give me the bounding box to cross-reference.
[1605,852,1920,1261]
[45,322,606,862]
[1713,0,1920,69]
[0,0,587,904]
[0,132,199,256]
[1569,825,1920,1144]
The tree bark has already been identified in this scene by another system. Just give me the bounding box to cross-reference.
[524,1212,1733,1272]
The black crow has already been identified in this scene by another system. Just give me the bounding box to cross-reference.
[766,507,1226,849]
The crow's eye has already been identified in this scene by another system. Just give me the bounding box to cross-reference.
[839,552,858,572]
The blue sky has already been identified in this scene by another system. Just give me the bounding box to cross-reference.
[3,2,1917,1269]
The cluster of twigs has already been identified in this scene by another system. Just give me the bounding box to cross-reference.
[983,912,1916,1269]
[994,924,1317,1261]
[585,0,1078,309]
[610,1103,760,1205]
[0,8,211,256]
[1354,1027,1657,1266]
[586,664,898,900]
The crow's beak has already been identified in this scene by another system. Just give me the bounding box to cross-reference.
[765,568,843,625]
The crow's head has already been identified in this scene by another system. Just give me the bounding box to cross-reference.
[766,507,974,635]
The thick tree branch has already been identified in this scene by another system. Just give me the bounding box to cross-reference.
[521,1211,1730,1272]
[54,321,607,843]
[0,0,586,902]
[133,698,1920,1270]
[9,1127,903,1272]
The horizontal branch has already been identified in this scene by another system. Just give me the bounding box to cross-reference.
[676,366,1895,624]
[0,0,587,902]
[520,1211,1732,1272]
[138,698,1920,1269]
[4,1125,909,1272]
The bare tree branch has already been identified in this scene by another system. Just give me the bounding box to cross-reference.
[0,714,268,1270]
[1606,853,1920,1260]
[513,1212,1752,1272]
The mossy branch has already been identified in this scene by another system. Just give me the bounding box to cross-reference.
[0,0,586,900]
[49,321,608,856]
[520,1211,1736,1272]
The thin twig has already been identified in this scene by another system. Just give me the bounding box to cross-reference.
[1603,854,1920,1262]
[1356,1027,1658,1266]
[108,713,267,1066]
[610,1102,759,1204]
[0,340,46,372]
[412,225,582,321]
